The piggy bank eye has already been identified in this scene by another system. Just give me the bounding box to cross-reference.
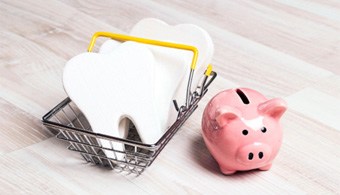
[261,127,267,133]
[242,129,248,135]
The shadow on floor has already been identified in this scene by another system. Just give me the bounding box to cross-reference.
[190,133,264,178]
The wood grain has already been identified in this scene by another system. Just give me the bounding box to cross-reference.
[0,0,339,194]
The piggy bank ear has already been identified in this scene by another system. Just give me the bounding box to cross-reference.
[258,98,287,119]
[215,107,240,127]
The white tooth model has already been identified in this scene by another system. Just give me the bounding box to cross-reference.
[63,18,214,160]
[63,42,162,159]
[101,18,214,130]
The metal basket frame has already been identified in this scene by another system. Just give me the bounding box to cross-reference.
[42,32,217,175]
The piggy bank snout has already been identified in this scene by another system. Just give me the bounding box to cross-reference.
[236,143,272,165]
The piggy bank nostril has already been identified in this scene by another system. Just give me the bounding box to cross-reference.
[259,152,264,159]
[248,152,254,160]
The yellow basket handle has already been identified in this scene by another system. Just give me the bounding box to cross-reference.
[88,32,199,70]
[87,31,213,108]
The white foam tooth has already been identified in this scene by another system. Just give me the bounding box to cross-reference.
[97,18,214,134]
[99,39,121,54]
[99,39,129,155]
[63,42,163,160]
[130,18,214,129]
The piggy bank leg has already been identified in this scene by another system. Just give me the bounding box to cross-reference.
[220,166,236,175]
[259,163,272,171]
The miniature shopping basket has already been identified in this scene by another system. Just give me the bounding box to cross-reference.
[42,32,217,175]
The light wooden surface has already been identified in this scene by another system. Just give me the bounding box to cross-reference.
[1,0,340,194]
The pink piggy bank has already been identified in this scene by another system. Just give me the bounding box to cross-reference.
[201,88,287,175]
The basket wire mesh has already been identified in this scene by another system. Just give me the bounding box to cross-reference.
[42,32,217,175]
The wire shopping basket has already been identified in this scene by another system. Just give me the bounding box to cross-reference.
[42,32,217,175]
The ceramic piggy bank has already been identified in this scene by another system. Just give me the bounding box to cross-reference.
[201,88,287,175]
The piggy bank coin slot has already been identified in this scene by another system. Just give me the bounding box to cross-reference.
[236,89,249,104]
